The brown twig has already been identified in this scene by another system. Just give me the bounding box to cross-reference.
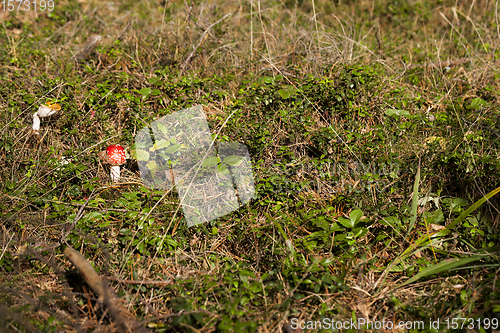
[407,57,471,70]
[117,20,132,41]
[72,35,102,61]
[63,245,150,333]
[140,309,217,323]
[106,276,175,286]
[0,305,39,333]
[181,13,231,71]
[60,191,95,244]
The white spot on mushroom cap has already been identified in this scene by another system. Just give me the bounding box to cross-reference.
[106,146,126,165]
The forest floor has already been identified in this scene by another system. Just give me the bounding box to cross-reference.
[1,0,500,332]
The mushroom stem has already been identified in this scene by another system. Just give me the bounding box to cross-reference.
[110,165,121,182]
[32,113,41,134]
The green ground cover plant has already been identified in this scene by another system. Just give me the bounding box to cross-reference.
[1,0,499,332]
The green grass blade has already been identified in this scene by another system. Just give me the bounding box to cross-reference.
[380,186,500,290]
[396,186,500,287]
[405,185,500,250]
[406,162,420,238]
[433,185,500,238]
[400,256,482,287]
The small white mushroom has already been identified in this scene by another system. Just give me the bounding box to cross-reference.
[32,102,61,135]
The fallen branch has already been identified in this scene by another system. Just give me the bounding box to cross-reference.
[63,245,150,333]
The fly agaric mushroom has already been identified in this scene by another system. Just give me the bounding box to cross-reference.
[99,144,126,182]
[32,102,61,135]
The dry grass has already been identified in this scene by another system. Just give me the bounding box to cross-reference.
[1,0,499,332]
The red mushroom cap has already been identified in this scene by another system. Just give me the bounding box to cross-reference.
[106,144,126,166]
